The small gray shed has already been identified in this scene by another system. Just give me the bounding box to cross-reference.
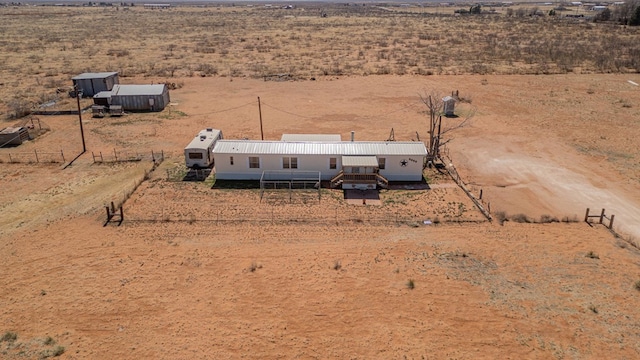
[0,127,30,147]
[72,72,119,97]
[109,84,170,112]
[442,96,456,117]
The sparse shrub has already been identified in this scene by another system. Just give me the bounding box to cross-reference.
[7,97,32,119]
[586,251,599,259]
[494,211,508,225]
[588,304,598,314]
[634,280,640,291]
[539,214,559,223]
[333,260,342,270]
[106,49,130,57]
[510,213,531,223]
[41,345,65,358]
[44,336,55,345]
[249,261,262,272]
[407,279,415,290]
[1,331,17,342]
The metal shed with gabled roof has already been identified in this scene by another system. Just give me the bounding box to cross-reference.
[72,72,119,97]
[108,84,170,112]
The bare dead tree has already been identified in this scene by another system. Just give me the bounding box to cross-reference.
[419,90,475,163]
[419,91,442,162]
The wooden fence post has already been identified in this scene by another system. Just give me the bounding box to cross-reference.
[599,208,606,224]
[61,149,65,163]
[609,214,615,230]
[34,149,39,163]
[113,148,118,162]
[104,206,112,226]
[584,208,590,222]
[8,153,12,163]
[479,189,483,200]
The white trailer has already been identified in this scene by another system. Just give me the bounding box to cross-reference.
[184,128,223,168]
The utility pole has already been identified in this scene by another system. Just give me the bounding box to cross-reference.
[75,86,86,153]
[257,96,264,140]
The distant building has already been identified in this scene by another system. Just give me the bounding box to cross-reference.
[143,3,171,9]
[72,72,119,98]
[0,127,29,147]
[442,96,456,117]
[93,84,170,112]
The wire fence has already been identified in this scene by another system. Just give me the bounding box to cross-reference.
[0,149,66,164]
[122,201,484,227]
[166,166,212,182]
[92,149,164,164]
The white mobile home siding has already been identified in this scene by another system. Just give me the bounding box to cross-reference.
[212,140,427,181]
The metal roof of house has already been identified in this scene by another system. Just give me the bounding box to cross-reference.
[110,84,166,96]
[72,72,118,80]
[342,155,379,167]
[281,134,342,142]
[213,140,428,156]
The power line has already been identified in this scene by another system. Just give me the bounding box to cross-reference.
[259,101,315,119]
[187,100,257,117]
[260,100,420,121]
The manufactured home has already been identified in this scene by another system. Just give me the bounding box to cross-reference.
[212,140,428,189]
[184,128,223,168]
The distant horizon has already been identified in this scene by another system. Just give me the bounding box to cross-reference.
[4,0,540,4]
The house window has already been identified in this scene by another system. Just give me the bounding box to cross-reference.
[283,157,298,169]
[329,157,337,169]
[352,166,360,174]
[188,152,203,160]
[230,156,234,165]
[378,158,386,170]
[249,157,260,169]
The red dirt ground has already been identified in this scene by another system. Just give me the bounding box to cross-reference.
[1,75,640,359]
